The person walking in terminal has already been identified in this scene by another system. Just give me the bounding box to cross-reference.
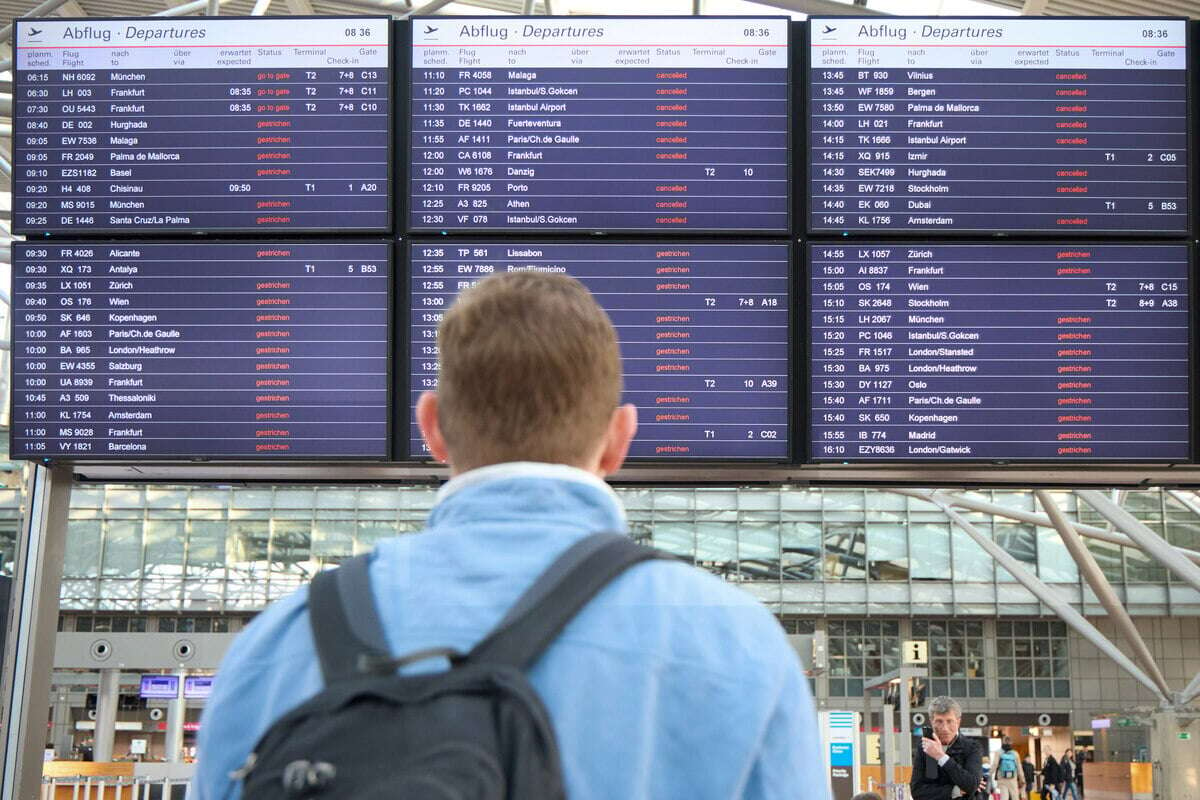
[1021,753,1036,800]
[189,272,823,800]
[1042,753,1062,799]
[852,793,884,800]
[992,736,1025,800]
[909,696,983,800]
[1059,749,1080,800]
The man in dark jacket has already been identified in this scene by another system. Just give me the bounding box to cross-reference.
[1043,754,1061,798]
[910,696,983,799]
[1022,753,1036,799]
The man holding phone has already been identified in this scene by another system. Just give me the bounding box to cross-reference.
[910,696,983,800]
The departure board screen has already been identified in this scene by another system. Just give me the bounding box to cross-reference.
[12,18,390,235]
[410,17,789,233]
[808,18,1189,234]
[409,242,790,460]
[809,243,1191,462]
[12,242,391,460]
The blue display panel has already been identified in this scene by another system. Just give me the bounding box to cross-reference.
[808,18,1189,235]
[409,241,790,460]
[409,17,789,233]
[12,241,391,460]
[809,243,1191,462]
[140,675,179,699]
[12,17,391,234]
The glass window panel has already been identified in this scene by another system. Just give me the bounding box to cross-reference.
[824,524,866,580]
[738,522,779,581]
[999,679,1014,697]
[1054,680,1070,697]
[1084,537,1118,582]
[994,524,1036,581]
[867,522,908,581]
[146,488,187,509]
[910,523,951,580]
[316,489,358,510]
[1017,680,1034,698]
[1016,660,1033,678]
[355,520,395,552]
[952,526,992,582]
[1036,527,1079,582]
[1035,681,1053,698]
[312,519,355,561]
[144,520,184,572]
[272,521,313,571]
[780,521,821,581]
[274,489,314,509]
[882,621,899,637]
[780,489,822,511]
[64,520,101,579]
[229,520,269,564]
[358,489,403,510]
[998,660,1014,677]
[846,678,863,696]
[822,492,865,512]
[997,639,1012,657]
[1124,547,1167,583]
[232,489,273,509]
[105,487,145,508]
[101,520,142,578]
[695,521,737,569]
[186,521,227,573]
[651,522,694,560]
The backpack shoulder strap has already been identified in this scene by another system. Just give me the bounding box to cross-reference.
[467,532,671,670]
[308,553,392,684]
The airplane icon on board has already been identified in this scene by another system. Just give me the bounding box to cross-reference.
[424,25,438,34]
[29,27,43,37]
[822,25,836,34]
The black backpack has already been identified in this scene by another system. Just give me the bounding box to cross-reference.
[234,533,668,799]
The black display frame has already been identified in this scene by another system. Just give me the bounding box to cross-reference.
[403,15,794,238]
[8,238,397,463]
[399,236,795,464]
[803,15,1195,239]
[803,239,1196,465]
[10,15,397,238]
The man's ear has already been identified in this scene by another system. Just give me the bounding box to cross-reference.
[415,391,450,464]
[595,403,637,477]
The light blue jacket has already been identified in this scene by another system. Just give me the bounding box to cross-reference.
[191,463,824,799]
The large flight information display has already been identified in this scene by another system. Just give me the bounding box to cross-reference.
[809,18,1189,234]
[12,241,391,459]
[13,17,390,234]
[410,17,789,233]
[409,242,790,460]
[809,243,1191,462]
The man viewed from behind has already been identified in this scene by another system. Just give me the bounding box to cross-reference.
[190,272,823,799]
[992,736,1025,800]
[910,696,983,800]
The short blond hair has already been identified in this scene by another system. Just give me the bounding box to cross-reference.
[436,271,622,470]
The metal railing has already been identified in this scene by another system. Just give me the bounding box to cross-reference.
[40,776,186,800]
